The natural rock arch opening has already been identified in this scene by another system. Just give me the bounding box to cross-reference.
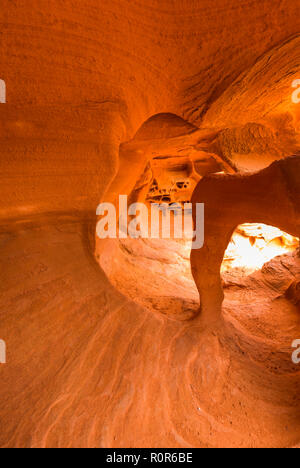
[94,144,300,449]
[223,223,299,273]
[191,156,300,320]
[95,112,206,320]
[96,151,300,449]
[96,112,300,324]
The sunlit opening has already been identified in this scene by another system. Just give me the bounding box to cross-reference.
[222,223,299,273]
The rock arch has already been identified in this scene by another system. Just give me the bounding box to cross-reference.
[191,155,300,321]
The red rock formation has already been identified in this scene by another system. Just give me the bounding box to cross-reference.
[0,0,300,449]
[286,279,300,306]
[191,156,300,320]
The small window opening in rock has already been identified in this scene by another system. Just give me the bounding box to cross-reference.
[222,224,299,274]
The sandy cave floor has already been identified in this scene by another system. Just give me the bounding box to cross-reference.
[0,215,299,448]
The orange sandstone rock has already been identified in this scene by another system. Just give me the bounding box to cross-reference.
[0,0,300,449]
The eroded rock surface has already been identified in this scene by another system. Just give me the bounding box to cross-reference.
[1,0,300,449]
[286,279,300,307]
[191,156,300,319]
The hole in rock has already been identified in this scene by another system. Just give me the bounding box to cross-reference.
[223,223,299,274]
[98,161,300,450]
[99,133,299,322]
[96,114,300,331]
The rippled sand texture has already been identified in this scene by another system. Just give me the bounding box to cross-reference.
[0,218,299,448]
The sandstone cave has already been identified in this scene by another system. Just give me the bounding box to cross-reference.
[0,0,300,449]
